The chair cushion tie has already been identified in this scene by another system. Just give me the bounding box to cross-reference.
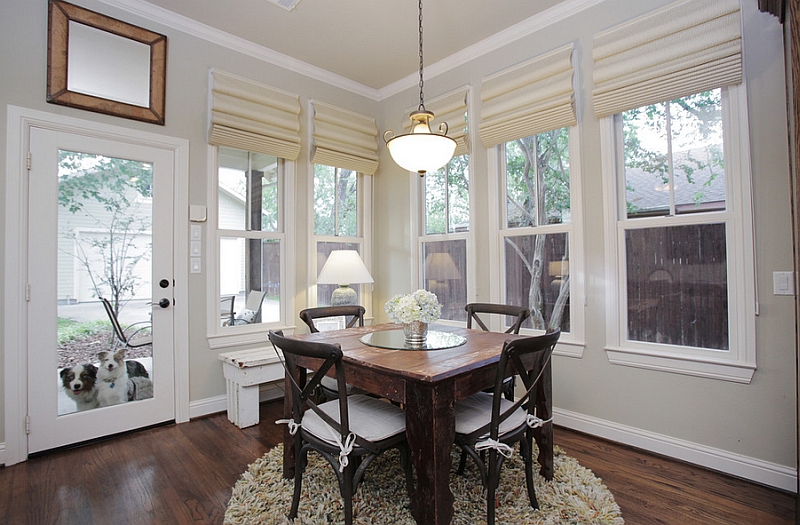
[475,438,514,458]
[526,410,553,429]
[275,418,301,436]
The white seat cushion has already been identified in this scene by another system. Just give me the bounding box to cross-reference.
[319,374,368,395]
[302,394,406,445]
[454,392,527,439]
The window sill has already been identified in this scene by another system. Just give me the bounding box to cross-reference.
[208,324,295,350]
[605,345,756,383]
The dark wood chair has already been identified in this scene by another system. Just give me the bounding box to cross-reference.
[465,302,531,400]
[268,330,411,525]
[299,305,366,333]
[299,305,367,402]
[454,329,561,525]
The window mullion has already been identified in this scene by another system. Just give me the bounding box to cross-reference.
[665,101,676,216]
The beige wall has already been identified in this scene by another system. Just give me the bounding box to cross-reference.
[1,0,796,485]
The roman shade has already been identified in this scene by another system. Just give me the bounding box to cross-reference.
[209,70,301,160]
[592,0,742,118]
[402,87,470,157]
[479,44,575,148]
[311,101,380,175]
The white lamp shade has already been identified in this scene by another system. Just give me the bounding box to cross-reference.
[317,250,374,286]
[387,132,457,174]
[385,110,457,174]
[424,252,461,280]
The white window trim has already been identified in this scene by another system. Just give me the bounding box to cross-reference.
[206,145,296,350]
[600,84,757,383]
[307,166,374,315]
[488,127,586,359]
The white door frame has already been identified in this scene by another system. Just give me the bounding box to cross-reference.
[4,106,190,465]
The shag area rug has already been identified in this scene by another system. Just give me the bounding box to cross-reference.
[225,444,624,525]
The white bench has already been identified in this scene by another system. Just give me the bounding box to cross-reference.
[219,348,284,428]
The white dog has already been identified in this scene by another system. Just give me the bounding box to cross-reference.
[96,349,130,407]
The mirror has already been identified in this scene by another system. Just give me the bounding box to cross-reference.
[47,0,167,125]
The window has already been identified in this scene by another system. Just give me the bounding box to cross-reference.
[217,146,286,329]
[602,86,756,381]
[500,128,572,333]
[313,164,369,306]
[420,154,469,322]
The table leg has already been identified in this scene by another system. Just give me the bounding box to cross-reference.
[405,381,455,525]
[532,362,553,480]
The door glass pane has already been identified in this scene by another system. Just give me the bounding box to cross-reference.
[625,223,728,350]
[57,150,154,415]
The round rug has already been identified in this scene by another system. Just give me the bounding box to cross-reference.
[225,444,624,525]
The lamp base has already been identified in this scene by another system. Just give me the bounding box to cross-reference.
[330,285,357,306]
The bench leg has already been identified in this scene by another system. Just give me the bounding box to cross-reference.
[227,379,260,428]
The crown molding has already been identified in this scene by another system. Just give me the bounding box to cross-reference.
[97,0,382,100]
[99,0,604,102]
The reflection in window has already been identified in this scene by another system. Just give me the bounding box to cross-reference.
[421,154,470,322]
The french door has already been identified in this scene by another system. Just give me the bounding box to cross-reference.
[26,126,176,453]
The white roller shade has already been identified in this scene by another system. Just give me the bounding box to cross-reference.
[592,0,742,118]
[479,44,575,148]
[210,70,301,160]
[403,87,470,157]
[311,101,379,175]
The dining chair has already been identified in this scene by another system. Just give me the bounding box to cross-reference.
[453,329,561,525]
[299,305,367,402]
[100,297,152,350]
[268,330,411,525]
[465,302,531,400]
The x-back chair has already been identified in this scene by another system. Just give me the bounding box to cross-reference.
[269,330,411,525]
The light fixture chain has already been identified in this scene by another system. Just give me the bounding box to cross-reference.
[418,0,425,111]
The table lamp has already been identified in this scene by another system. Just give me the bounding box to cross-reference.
[317,250,374,306]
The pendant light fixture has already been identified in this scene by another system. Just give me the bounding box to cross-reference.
[383,0,456,177]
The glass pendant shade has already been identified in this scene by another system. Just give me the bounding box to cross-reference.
[385,110,457,175]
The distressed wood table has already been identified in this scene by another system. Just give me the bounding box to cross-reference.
[281,323,553,525]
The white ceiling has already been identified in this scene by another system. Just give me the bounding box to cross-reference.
[115,0,570,92]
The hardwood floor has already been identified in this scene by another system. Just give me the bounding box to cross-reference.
[0,399,794,525]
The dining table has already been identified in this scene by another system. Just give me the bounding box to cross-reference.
[281,323,554,525]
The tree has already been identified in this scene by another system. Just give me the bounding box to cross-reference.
[58,151,153,316]
[314,165,358,236]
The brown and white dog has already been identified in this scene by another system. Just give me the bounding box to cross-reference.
[96,349,152,407]
[60,363,99,411]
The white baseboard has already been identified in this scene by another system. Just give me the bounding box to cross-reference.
[554,407,798,493]
[188,381,285,420]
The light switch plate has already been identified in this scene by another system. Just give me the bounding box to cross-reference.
[190,240,202,257]
[190,224,201,240]
[773,271,795,296]
[190,258,202,274]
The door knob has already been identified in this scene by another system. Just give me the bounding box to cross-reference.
[152,298,170,308]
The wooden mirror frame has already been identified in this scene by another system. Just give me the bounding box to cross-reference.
[47,0,167,125]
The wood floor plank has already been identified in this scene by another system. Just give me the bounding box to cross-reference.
[0,400,793,525]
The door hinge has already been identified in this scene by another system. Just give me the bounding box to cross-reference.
[26,283,31,302]
[25,415,31,435]
[26,151,32,171]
